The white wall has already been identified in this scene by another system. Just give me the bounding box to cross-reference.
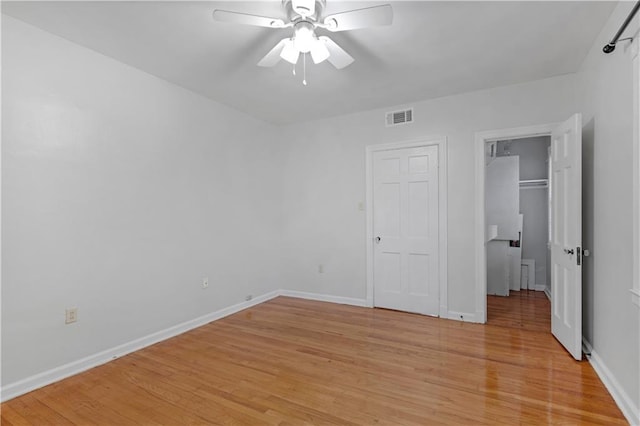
[1,16,283,387]
[576,2,640,420]
[519,189,549,287]
[279,74,578,316]
[4,6,638,420]
[496,136,550,179]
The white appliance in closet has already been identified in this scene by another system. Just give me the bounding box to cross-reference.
[486,156,522,295]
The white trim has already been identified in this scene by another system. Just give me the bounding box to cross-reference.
[631,288,640,308]
[279,290,368,307]
[3,286,634,426]
[0,11,4,400]
[581,338,591,356]
[544,287,552,301]
[475,123,557,323]
[366,147,375,308]
[0,289,370,402]
[443,310,481,323]
[632,35,640,308]
[582,338,640,426]
[365,137,449,317]
[632,39,640,426]
[0,290,281,403]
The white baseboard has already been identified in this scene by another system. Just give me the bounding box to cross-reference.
[444,310,480,323]
[582,338,639,425]
[0,290,280,403]
[544,287,551,300]
[279,289,368,307]
[581,338,591,357]
[0,288,472,403]
[6,290,636,425]
[533,284,546,292]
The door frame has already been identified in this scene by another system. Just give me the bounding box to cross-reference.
[632,34,640,308]
[365,137,448,316]
[475,123,557,323]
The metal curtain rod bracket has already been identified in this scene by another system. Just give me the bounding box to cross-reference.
[603,1,640,54]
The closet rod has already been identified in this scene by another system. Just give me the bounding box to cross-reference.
[519,179,548,189]
[603,1,640,54]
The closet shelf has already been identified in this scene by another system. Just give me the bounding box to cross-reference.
[519,179,548,189]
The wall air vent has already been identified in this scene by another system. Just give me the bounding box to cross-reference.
[385,108,414,127]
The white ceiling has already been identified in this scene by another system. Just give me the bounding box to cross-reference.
[3,1,616,125]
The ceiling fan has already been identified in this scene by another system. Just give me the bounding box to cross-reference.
[212,0,393,71]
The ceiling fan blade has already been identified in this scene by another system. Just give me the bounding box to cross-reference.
[323,4,392,32]
[257,38,289,67]
[212,9,285,28]
[319,36,354,69]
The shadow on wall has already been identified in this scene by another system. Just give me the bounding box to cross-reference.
[582,117,595,344]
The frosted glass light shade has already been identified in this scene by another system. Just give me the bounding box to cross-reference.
[294,25,314,53]
[280,39,300,64]
[310,38,330,64]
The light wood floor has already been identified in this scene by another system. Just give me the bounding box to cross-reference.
[487,289,552,333]
[2,292,626,425]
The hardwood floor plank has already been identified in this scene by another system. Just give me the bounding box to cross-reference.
[1,292,626,425]
[3,393,75,425]
[0,404,32,426]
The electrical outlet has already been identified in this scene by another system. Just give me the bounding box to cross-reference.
[65,308,77,324]
[318,264,324,274]
[202,277,209,289]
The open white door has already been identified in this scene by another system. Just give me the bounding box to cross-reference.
[550,113,583,360]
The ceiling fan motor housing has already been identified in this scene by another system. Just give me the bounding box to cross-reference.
[284,0,326,20]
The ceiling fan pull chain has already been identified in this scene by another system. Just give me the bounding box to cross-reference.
[303,53,307,86]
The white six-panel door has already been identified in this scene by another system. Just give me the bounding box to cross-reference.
[550,114,583,360]
[372,145,439,316]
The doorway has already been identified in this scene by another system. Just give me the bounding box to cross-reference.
[485,136,552,332]
[365,138,448,317]
[485,136,551,299]
[475,116,583,360]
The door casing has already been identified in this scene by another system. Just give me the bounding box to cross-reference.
[366,137,448,316]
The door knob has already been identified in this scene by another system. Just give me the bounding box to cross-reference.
[564,248,574,255]
[375,236,381,243]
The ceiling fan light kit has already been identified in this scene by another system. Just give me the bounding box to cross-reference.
[212,0,393,85]
[280,39,300,64]
[310,39,330,64]
[292,21,315,52]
